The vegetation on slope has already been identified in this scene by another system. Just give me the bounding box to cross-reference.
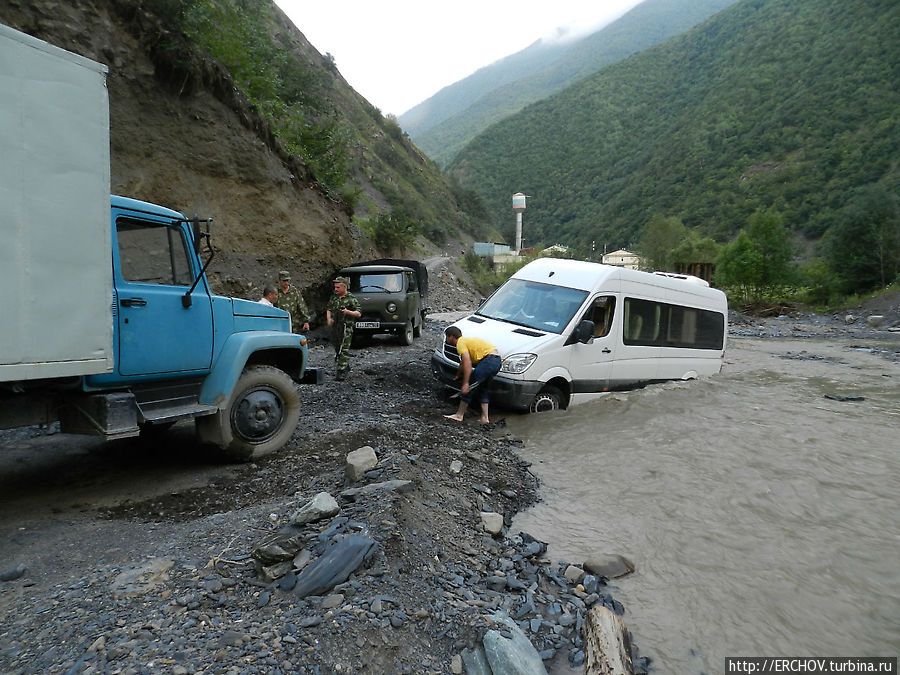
[448,0,900,295]
[147,0,491,248]
[406,0,737,167]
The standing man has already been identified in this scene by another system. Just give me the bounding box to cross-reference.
[326,276,361,381]
[274,270,310,334]
[258,285,278,306]
[442,326,501,424]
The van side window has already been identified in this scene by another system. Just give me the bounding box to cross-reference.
[117,219,193,286]
[583,296,616,337]
[623,297,724,349]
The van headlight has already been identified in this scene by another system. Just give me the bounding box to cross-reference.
[501,353,537,374]
[386,302,397,313]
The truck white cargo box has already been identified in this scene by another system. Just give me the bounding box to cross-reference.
[0,24,113,381]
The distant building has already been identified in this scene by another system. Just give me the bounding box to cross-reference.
[602,249,641,270]
[473,242,511,257]
[540,244,569,256]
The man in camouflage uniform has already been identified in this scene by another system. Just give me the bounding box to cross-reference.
[326,276,361,380]
[274,270,310,334]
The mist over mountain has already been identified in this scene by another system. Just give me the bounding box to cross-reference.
[401,0,738,167]
[446,0,899,256]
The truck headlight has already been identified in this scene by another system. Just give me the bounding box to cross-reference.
[501,353,537,374]
[386,302,397,313]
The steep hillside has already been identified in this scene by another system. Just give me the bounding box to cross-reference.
[448,0,900,252]
[1,0,484,307]
[403,0,738,167]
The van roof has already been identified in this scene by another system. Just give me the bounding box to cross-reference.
[513,258,719,296]
[512,258,617,290]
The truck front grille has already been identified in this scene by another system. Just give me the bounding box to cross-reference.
[442,343,461,364]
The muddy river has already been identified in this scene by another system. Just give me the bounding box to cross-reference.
[508,337,900,673]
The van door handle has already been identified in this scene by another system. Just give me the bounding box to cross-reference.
[120,298,147,307]
[601,347,612,354]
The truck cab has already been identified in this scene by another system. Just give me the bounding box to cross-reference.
[2,195,316,461]
[340,259,428,345]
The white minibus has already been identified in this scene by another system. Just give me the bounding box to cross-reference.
[431,258,727,412]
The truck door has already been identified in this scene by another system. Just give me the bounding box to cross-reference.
[114,215,213,376]
[569,295,617,393]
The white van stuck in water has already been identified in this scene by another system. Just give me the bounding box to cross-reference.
[431,258,727,412]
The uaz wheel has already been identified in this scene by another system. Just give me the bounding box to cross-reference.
[399,320,414,346]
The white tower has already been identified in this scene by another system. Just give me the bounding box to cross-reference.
[512,192,527,254]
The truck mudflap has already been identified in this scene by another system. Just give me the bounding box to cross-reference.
[299,367,324,385]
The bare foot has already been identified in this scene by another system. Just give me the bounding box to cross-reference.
[478,419,491,425]
[443,414,464,422]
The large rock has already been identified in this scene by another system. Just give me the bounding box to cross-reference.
[482,610,548,675]
[480,511,504,536]
[340,480,414,501]
[110,558,174,597]
[291,491,340,526]
[345,446,378,483]
[251,533,304,565]
[293,534,377,598]
[583,554,635,579]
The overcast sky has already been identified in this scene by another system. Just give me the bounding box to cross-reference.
[274,0,645,117]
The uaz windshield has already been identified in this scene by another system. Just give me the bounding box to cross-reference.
[352,273,403,293]
[476,279,588,334]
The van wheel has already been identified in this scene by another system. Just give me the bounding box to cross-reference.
[399,321,414,346]
[529,386,563,413]
[202,365,300,462]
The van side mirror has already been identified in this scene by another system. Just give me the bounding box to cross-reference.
[572,320,594,344]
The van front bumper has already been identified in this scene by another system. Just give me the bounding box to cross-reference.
[430,353,541,411]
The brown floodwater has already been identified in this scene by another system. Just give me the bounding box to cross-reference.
[507,336,900,673]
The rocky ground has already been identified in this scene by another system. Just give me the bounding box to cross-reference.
[0,315,643,675]
[0,271,896,675]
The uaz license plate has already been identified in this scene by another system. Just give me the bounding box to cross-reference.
[356,321,380,328]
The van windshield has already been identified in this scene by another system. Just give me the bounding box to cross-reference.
[476,279,589,334]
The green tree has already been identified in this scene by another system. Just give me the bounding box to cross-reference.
[671,230,721,268]
[822,184,900,294]
[715,209,793,302]
[361,211,422,254]
[637,216,687,271]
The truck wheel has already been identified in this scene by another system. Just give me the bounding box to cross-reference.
[399,321,414,346]
[529,386,563,413]
[221,365,300,461]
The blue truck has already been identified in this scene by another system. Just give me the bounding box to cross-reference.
[0,24,317,460]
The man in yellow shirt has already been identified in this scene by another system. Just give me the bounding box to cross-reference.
[442,326,502,424]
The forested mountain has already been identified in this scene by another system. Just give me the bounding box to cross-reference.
[402,0,738,167]
[447,0,900,258]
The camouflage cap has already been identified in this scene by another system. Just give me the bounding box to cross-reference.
[333,276,350,286]
[278,270,291,281]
